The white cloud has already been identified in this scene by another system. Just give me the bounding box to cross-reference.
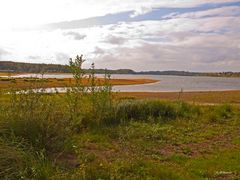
[130,6,153,17]
[63,31,86,40]
[164,6,240,19]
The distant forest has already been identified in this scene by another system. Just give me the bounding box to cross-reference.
[0,61,135,74]
[0,61,240,77]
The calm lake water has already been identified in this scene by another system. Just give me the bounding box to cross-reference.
[10,74,240,92]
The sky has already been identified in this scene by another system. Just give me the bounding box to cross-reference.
[0,0,240,72]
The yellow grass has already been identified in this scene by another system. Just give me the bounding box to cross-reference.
[0,77,158,89]
[0,72,24,76]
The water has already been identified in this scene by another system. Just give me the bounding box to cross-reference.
[9,74,240,92]
[110,74,240,92]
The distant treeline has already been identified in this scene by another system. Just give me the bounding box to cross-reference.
[0,61,240,77]
[137,71,240,77]
[0,61,135,74]
[0,61,69,73]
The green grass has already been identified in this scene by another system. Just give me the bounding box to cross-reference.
[1,90,240,179]
[188,150,240,179]
[70,112,240,179]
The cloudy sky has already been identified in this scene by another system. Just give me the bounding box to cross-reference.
[0,0,240,72]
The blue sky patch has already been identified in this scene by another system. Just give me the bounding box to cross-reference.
[44,1,240,29]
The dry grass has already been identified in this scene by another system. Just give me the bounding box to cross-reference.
[0,77,158,89]
[0,73,24,76]
[117,91,240,104]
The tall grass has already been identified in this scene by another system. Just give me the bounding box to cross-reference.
[206,104,236,123]
[114,100,201,124]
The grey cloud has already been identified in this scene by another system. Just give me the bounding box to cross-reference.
[63,31,86,40]
[55,53,70,63]
[28,55,42,60]
[108,24,120,31]
[93,47,105,55]
[0,48,10,59]
[93,35,240,71]
[88,16,240,71]
[104,35,127,45]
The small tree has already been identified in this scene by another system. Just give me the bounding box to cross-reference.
[66,55,113,130]
[69,54,86,90]
[65,55,88,132]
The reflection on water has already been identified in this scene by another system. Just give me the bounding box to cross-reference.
[10,74,240,92]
